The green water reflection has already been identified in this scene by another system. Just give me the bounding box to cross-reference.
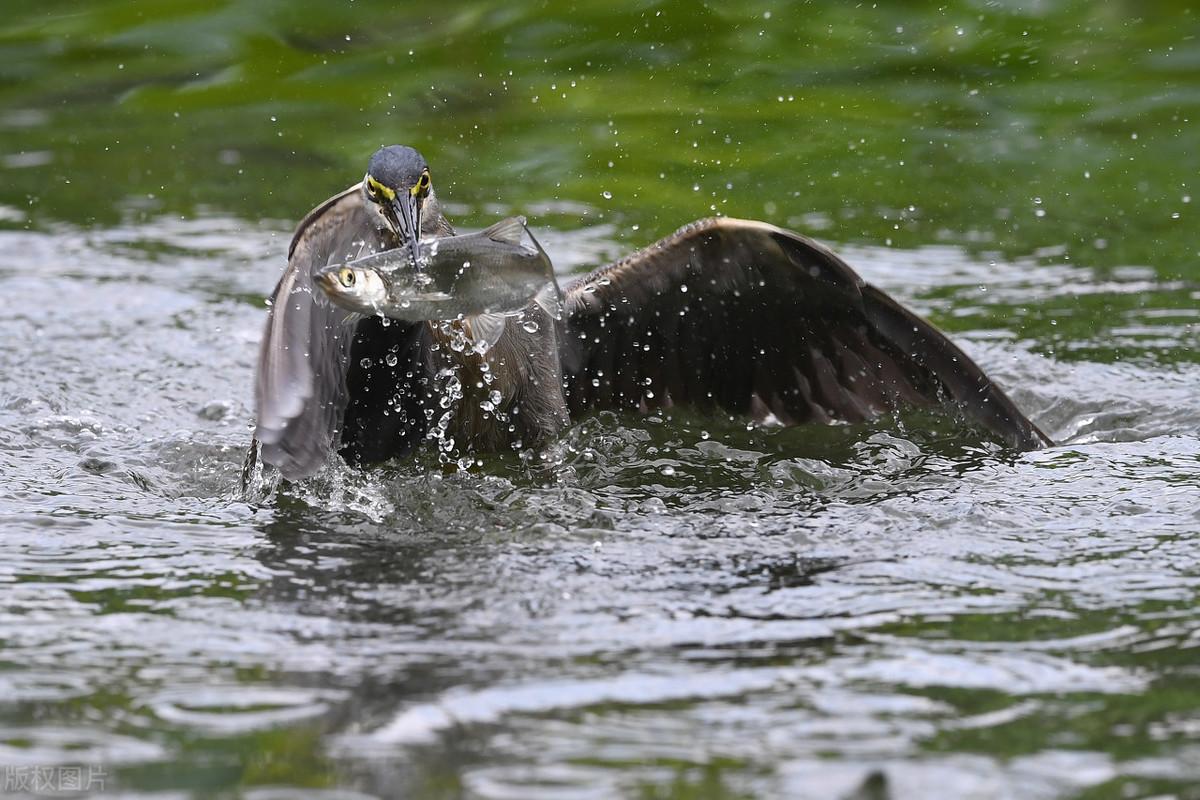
[2,1,1197,273]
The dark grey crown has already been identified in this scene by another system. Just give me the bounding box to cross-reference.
[366,145,428,191]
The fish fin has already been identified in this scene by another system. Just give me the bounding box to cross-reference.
[521,224,556,280]
[501,221,561,319]
[481,216,528,246]
[469,313,507,352]
[533,281,563,320]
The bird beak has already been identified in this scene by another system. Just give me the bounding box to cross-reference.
[385,191,423,267]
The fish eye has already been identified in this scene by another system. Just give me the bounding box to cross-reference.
[417,172,431,191]
[365,181,377,200]
[338,268,356,288]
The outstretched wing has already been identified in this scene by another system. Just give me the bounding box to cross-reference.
[559,217,1050,449]
[254,185,390,479]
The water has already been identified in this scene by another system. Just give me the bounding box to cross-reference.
[2,2,1199,798]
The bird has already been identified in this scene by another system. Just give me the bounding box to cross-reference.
[250,144,1051,481]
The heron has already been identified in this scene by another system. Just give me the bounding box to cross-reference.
[251,144,1050,480]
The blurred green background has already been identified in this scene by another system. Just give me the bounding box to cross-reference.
[2,0,1196,273]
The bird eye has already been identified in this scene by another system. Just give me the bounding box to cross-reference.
[338,268,356,288]
[365,182,377,200]
[418,172,430,190]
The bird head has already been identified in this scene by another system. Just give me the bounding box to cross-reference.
[361,145,444,261]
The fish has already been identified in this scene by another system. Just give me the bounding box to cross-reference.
[314,216,560,328]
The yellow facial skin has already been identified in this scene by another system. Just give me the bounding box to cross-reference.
[364,170,431,201]
[412,171,430,197]
[364,174,396,201]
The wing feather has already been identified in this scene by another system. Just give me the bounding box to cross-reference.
[560,217,1050,449]
[254,186,390,479]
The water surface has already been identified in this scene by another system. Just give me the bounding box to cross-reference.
[1,2,1198,798]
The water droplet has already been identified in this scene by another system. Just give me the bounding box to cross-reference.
[385,353,398,367]
[602,190,612,200]
[522,319,540,333]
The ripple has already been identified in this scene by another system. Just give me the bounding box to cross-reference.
[0,726,165,767]
[344,667,806,748]
[245,791,383,800]
[0,216,1198,798]
[0,671,94,703]
[146,686,346,734]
